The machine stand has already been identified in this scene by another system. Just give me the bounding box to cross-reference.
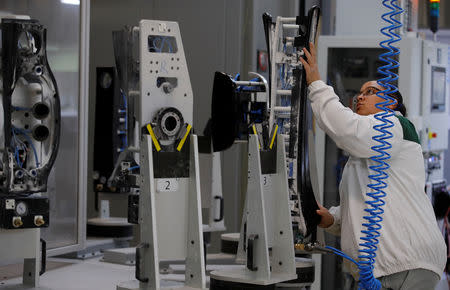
[210,134,296,287]
[119,134,205,290]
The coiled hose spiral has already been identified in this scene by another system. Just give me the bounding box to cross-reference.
[325,1,403,289]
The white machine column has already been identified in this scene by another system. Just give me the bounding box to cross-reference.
[117,19,206,290]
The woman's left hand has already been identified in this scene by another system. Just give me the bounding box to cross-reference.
[316,202,334,228]
[299,42,321,86]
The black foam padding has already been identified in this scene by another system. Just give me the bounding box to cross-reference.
[86,223,133,238]
[152,139,190,178]
[211,72,239,152]
[260,143,277,175]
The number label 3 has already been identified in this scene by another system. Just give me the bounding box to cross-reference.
[262,175,270,186]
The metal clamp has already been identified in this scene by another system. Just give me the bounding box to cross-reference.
[246,234,258,271]
[214,196,224,222]
[135,243,150,282]
[39,238,46,276]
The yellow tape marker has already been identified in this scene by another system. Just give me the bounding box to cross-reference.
[146,124,161,152]
[269,125,278,149]
[252,124,260,149]
[177,124,192,151]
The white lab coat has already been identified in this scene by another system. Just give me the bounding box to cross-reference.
[308,80,447,278]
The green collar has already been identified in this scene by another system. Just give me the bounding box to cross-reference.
[395,115,420,144]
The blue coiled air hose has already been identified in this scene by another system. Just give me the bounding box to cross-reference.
[325,1,403,289]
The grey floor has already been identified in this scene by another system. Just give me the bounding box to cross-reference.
[3,256,448,290]
[1,257,136,290]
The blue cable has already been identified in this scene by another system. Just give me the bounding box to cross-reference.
[12,127,40,167]
[128,165,140,171]
[12,106,30,111]
[159,37,168,53]
[15,148,23,168]
[151,37,173,53]
[323,2,403,289]
[280,65,286,89]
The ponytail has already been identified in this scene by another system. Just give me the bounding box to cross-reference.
[390,90,407,116]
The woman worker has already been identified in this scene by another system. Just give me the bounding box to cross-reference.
[299,42,446,289]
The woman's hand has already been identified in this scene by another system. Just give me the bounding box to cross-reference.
[299,42,321,86]
[316,203,334,228]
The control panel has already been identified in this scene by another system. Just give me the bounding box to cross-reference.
[0,196,49,229]
[421,41,448,152]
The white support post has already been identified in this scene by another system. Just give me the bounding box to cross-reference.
[238,134,271,281]
[207,152,225,231]
[139,134,159,290]
[119,134,205,290]
[185,134,206,289]
[269,134,296,278]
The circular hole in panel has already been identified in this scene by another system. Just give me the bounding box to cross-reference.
[34,66,43,75]
[32,102,50,119]
[164,116,177,132]
[32,125,50,141]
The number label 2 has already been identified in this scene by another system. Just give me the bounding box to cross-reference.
[156,179,179,192]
